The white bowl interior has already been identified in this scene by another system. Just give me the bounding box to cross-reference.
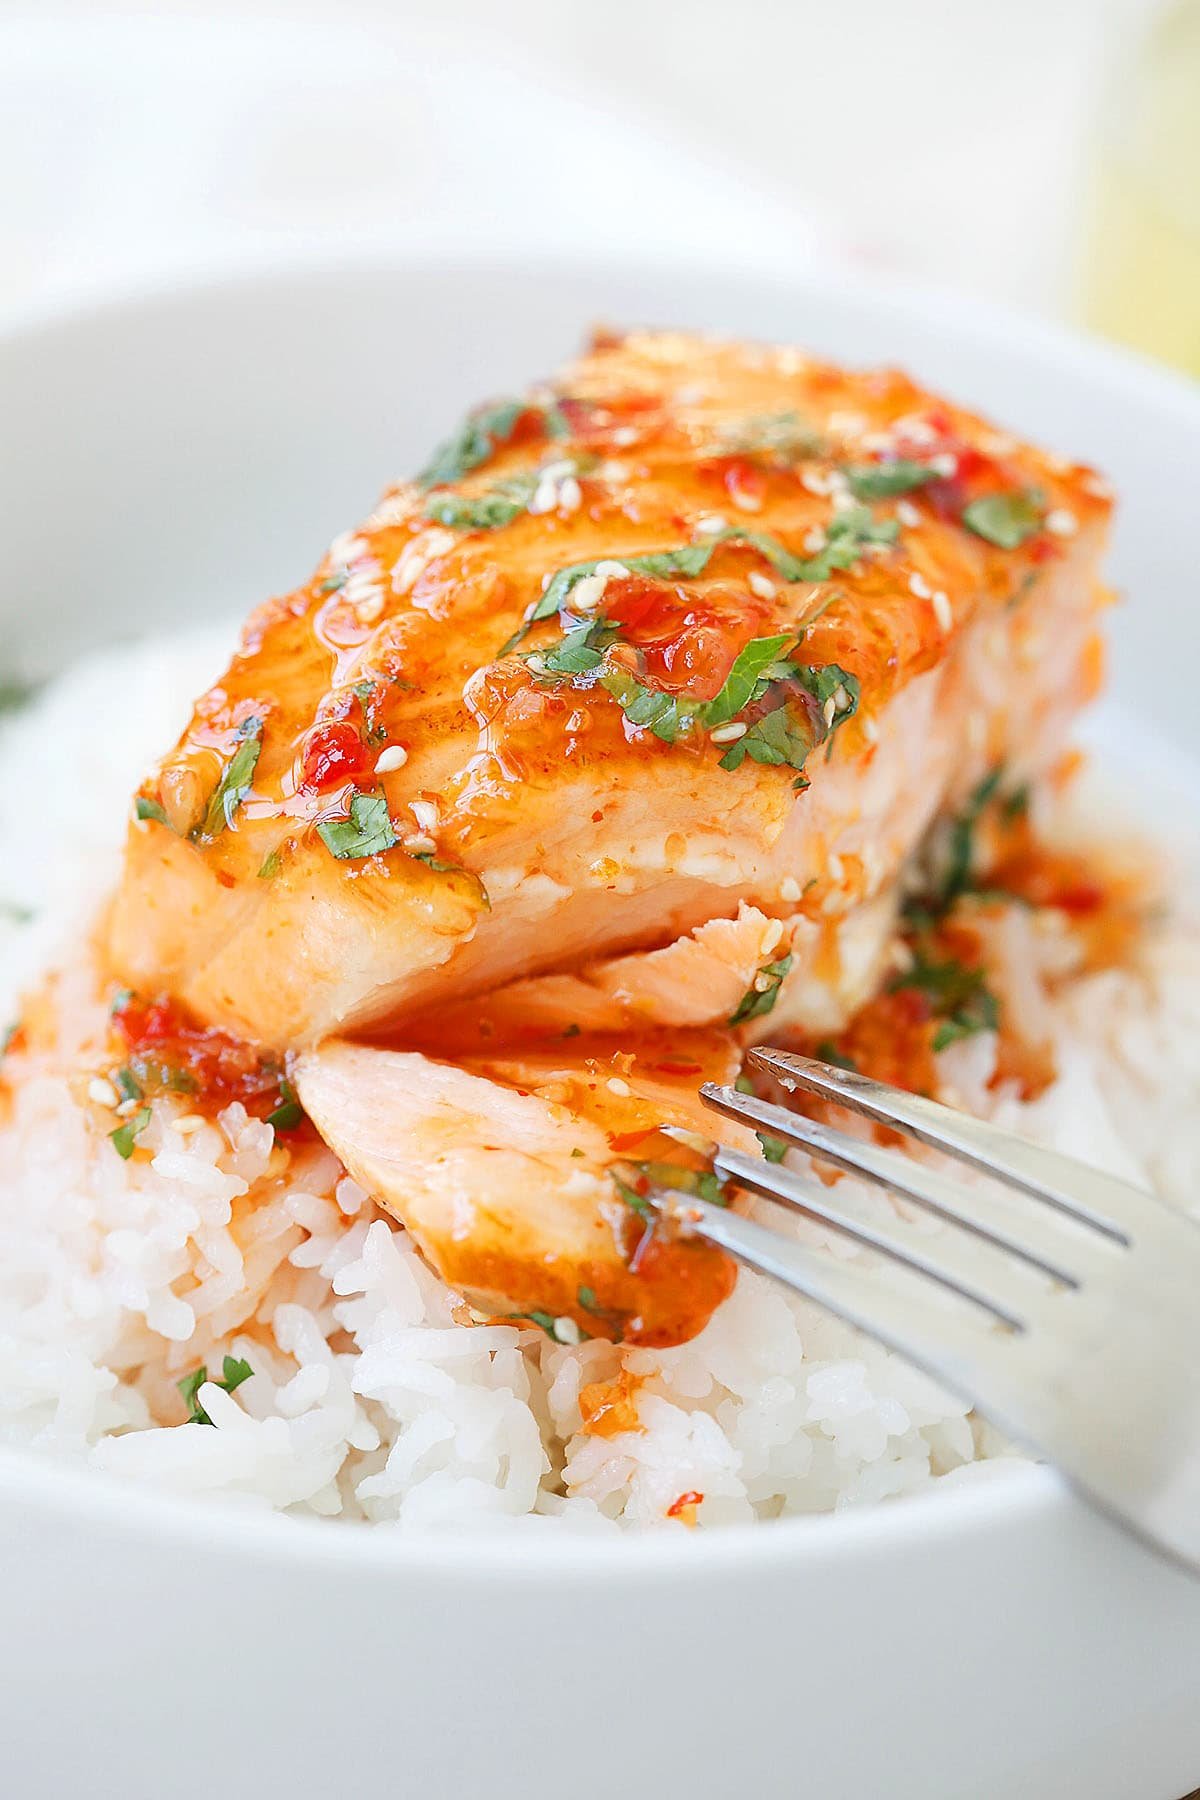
[2,254,1200,1800]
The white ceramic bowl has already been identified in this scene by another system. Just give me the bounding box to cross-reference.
[2,253,1199,1800]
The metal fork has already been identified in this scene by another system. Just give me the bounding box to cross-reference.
[664,1047,1200,1576]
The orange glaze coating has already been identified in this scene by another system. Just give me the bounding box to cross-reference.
[110,329,1112,1052]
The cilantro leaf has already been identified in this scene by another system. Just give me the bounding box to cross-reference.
[316,791,397,861]
[758,1132,789,1164]
[418,398,528,489]
[598,666,689,744]
[890,951,1000,1051]
[717,700,818,776]
[135,795,170,827]
[191,716,263,845]
[178,1354,254,1426]
[700,633,793,727]
[425,472,538,530]
[266,1077,303,1132]
[962,491,1043,549]
[793,507,899,581]
[617,1160,728,1207]
[841,460,939,501]
[729,952,793,1025]
[110,1105,152,1159]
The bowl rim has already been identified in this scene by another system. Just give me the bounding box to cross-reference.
[3,241,1197,1579]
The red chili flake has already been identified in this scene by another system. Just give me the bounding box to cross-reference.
[667,1490,704,1524]
[651,1060,704,1077]
[299,721,369,794]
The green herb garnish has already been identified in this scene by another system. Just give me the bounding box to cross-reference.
[257,849,282,881]
[891,951,1000,1052]
[425,471,539,530]
[841,460,939,501]
[113,1065,144,1103]
[316,791,397,861]
[418,398,528,489]
[793,507,899,581]
[266,1077,303,1133]
[729,952,794,1026]
[178,1354,254,1426]
[135,795,170,827]
[110,1106,152,1159]
[191,716,263,845]
[962,491,1043,550]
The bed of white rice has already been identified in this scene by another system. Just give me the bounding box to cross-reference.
[1,631,1197,1532]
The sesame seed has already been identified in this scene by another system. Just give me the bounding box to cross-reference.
[731,487,762,513]
[694,512,728,536]
[896,499,921,528]
[173,1114,207,1137]
[593,560,631,580]
[822,696,837,726]
[760,918,785,955]
[748,571,777,600]
[88,1077,119,1108]
[803,527,827,553]
[779,876,802,903]
[611,426,638,447]
[606,1077,632,1097]
[832,684,849,713]
[709,721,748,745]
[570,574,609,614]
[558,476,582,514]
[862,713,879,744]
[375,746,408,774]
[752,972,774,993]
[828,853,845,883]
[932,591,953,631]
[889,939,915,973]
[831,488,859,515]
[1045,508,1078,537]
[908,572,932,600]
[115,1097,140,1118]
[403,832,437,856]
[553,1316,583,1346]
[930,452,957,478]
[410,799,439,832]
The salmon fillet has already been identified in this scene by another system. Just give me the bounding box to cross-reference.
[104,329,1114,1345]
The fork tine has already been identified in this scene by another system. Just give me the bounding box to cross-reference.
[701,1081,1094,1285]
[750,1047,1149,1244]
[710,1145,1047,1328]
[653,1189,1021,1401]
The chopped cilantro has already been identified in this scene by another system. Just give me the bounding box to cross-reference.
[412,853,491,909]
[841,461,938,501]
[962,491,1043,550]
[577,1285,600,1312]
[317,570,347,595]
[794,507,899,581]
[1,1023,17,1058]
[701,633,793,727]
[257,848,282,880]
[758,1132,789,1164]
[610,1169,654,1220]
[940,768,1004,910]
[178,1353,254,1426]
[717,700,817,780]
[418,398,528,488]
[113,1065,144,1103]
[425,471,539,530]
[316,791,397,861]
[135,795,170,827]
[615,1160,727,1209]
[891,951,1000,1052]
[266,1077,303,1133]
[110,1106,152,1159]
[730,952,794,1026]
[506,1309,580,1343]
[1002,783,1030,822]
[109,988,134,1017]
[191,716,263,845]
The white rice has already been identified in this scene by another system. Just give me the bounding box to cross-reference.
[1,632,1198,1532]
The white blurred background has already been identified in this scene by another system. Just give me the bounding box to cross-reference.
[0,1,1168,318]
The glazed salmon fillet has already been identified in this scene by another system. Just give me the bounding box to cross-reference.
[103,329,1114,1344]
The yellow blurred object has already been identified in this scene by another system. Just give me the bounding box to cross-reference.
[1080,0,1200,377]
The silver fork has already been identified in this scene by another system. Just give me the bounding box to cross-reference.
[662,1047,1200,1577]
